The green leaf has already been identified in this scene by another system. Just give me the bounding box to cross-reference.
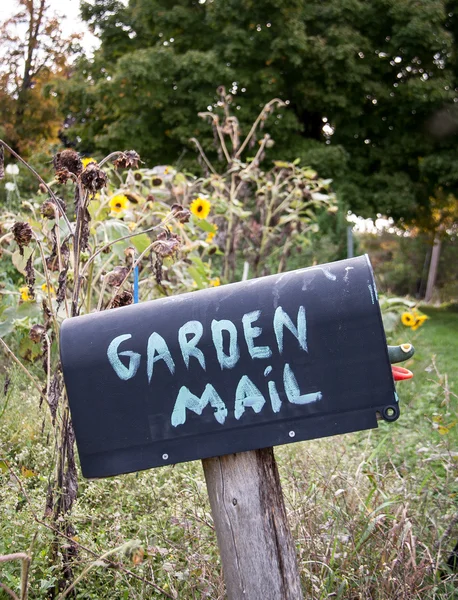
[196,219,217,233]
[188,266,205,288]
[0,319,15,337]
[131,233,151,254]
[12,247,33,275]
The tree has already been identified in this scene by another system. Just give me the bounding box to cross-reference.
[0,0,81,157]
[60,0,458,225]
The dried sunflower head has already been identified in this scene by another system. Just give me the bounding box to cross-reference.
[55,169,73,185]
[53,149,82,176]
[111,290,134,309]
[113,150,141,170]
[153,230,181,257]
[171,203,191,224]
[80,162,108,193]
[41,198,66,219]
[29,324,45,343]
[12,221,33,249]
[104,266,129,287]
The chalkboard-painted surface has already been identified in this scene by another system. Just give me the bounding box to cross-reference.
[60,255,397,478]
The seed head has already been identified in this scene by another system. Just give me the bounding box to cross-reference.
[153,231,181,258]
[53,149,82,176]
[113,150,141,170]
[12,221,33,249]
[29,324,45,343]
[111,290,134,309]
[171,203,191,223]
[41,198,66,219]
[80,162,108,193]
[104,266,129,287]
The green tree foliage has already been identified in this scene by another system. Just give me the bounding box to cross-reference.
[59,0,458,223]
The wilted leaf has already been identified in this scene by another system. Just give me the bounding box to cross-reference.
[12,247,33,275]
[21,465,36,478]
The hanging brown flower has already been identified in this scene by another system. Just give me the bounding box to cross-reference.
[113,150,141,170]
[171,203,191,223]
[80,162,108,193]
[11,221,33,251]
[153,231,181,257]
[41,198,66,219]
[53,149,83,176]
[111,290,134,309]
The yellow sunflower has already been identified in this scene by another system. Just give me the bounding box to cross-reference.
[41,283,56,296]
[81,157,96,168]
[19,286,31,301]
[206,224,218,243]
[190,197,211,219]
[210,277,221,287]
[401,312,415,327]
[109,194,129,214]
[411,314,428,331]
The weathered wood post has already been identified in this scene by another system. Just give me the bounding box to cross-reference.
[202,448,303,600]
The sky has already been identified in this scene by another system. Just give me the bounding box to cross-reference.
[0,0,100,53]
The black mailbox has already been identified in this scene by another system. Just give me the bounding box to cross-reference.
[60,255,398,478]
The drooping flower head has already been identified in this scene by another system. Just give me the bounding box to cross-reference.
[53,149,83,176]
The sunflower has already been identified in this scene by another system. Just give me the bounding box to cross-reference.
[81,157,96,168]
[206,224,218,243]
[190,197,211,219]
[411,314,428,331]
[210,277,221,287]
[401,312,415,327]
[109,194,129,214]
[41,283,56,296]
[19,286,31,301]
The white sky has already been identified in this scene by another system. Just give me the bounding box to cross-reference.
[0,0,100,53]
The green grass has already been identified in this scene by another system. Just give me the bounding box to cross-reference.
[1,307,457,599]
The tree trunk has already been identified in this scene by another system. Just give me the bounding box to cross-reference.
[424,232,442,303]
[202,448,303,600]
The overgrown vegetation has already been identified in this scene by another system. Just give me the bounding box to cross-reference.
[1,305,457,598]
[0,98,337,597]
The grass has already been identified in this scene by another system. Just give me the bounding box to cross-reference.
[1,306,457,598]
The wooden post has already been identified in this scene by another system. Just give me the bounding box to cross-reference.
[202,448,303,600]
[425,232,442,302]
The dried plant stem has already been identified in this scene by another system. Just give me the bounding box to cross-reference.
[105,239,160,309]
[4,462,174,599]
[32,234,59,330]
[85,260,94,313]
[0,553,30,600]
[223,174,237,281]
[98,151,126,168]
[235,99,285,159]
[0,139,73,233]
[0,338,43,396]
[80,216,174,278]
[189,138,217,174]
[56,544,135,600]
[0,581,20,600]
